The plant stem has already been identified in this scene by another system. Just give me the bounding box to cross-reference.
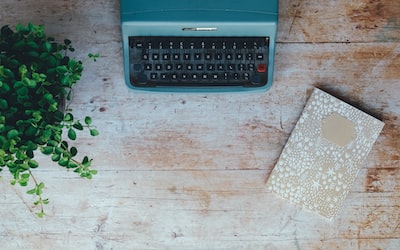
[28,170,45,216]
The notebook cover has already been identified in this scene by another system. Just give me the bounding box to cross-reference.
[266,88,385,220]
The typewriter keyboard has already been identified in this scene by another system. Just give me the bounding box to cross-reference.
[128,36,270,88]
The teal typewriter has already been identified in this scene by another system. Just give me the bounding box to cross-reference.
[120,0,278,91]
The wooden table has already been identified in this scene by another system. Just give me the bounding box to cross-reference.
[1,0,399,249]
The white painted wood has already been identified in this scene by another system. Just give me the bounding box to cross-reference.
[0,0,399,249]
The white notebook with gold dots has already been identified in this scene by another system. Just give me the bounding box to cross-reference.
[266,88,385,220]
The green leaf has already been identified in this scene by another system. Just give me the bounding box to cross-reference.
[25,126,36,137]
[27,51,39,58]
[70,146,78,157]
[82,173,93,179]
[41,146,54,155]
[27,188,36,195]
[73,122,83,130]
[90,129,99,136]
[28,159,39,168]
[32,73,47,82]
[56,66,68,74]
[49,102,58,112]
[54,147,64,155]
[43,93,53,102]
[20,163,30,171]
[58,157,69,167]
[26,150,34,159]
[64,113,73,122]
[21,173,30,179]
[19,179,29,186]
[61,75,70,85]
[51,153,61,162]
[13,40,25,50]
[0,81,10,92]
[47,140,58,147]
[60,141,68,150]
[68,128,76,140]
[16,86,29,96]
[84,116,92,125]
[0,99,8,109]
[82,156,91,167]
[43,41,52,52]
[67,161,78,169]
[64,39,72,45]
[27,79,37,88]
[7,129,19,139]
[27,40,39,49]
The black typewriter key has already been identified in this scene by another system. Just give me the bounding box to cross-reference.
[150,73,158,79]
[194,53,201,60]
[161,73,170,80]
[166,64,173,71]
[135,41,143,48]
[207,64,215,71]
[173,53,180,60]
[155,64,162,70]
[238,64,246,71]
[152,53,159,60]
[176,64,183,70]
[162,53,170,60]
[248,63,255,71]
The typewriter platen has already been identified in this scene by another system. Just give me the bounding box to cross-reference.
[120,0,278,91]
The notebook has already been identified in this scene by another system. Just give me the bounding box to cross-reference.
[120,0,278,91]
[266,88,385,220]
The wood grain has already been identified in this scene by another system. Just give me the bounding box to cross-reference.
[1,0,399,249]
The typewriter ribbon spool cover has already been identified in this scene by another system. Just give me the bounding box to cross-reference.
[266,88,384,220]
[120,0,278,91]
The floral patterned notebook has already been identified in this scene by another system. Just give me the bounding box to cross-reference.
[266,88,384,220]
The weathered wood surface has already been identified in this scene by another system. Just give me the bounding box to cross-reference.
[1,0,399,249]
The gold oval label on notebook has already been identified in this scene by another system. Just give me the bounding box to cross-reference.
[321,112,356,147]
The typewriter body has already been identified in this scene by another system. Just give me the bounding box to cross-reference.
[120,0,278,91]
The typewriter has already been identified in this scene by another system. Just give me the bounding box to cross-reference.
[120,0,278,91]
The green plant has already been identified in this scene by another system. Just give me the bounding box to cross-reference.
[0,23,99,217]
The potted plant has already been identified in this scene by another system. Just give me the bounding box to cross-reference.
[0,23,99,217]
